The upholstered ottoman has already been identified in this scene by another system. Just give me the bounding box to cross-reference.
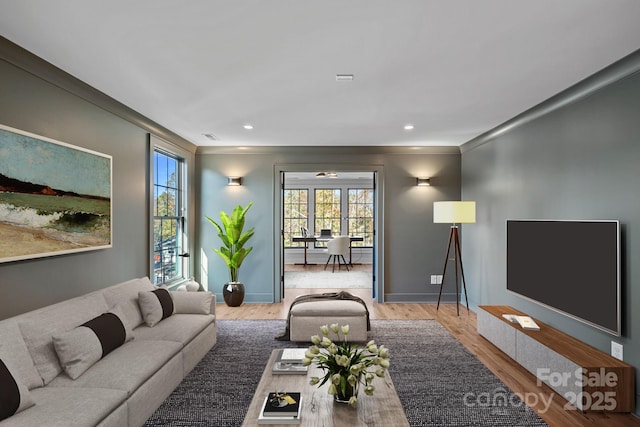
[289,299,368,342]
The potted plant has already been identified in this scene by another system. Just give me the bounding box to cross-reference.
[206,202,254,306]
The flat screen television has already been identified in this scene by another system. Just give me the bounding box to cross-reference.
[506,220,620,336]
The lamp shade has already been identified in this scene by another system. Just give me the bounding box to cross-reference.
[433,201,476,224]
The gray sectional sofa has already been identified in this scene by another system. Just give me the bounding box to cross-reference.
[0,277,216,427]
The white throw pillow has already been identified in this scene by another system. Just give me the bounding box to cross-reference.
[52,305,133,379]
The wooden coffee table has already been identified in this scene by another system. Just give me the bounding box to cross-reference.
[241,349,409,426]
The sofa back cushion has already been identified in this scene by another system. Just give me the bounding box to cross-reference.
[18,292,109,384]
[0,319,43,390]
[172,291,213,315]
[102,277,155,328]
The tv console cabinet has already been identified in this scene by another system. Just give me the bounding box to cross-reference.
[478,305,634,412]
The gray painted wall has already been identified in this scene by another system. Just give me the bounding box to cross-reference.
[461,51,640,413]
[0,41,194,320]
[0,59,148,319]
[196,148,461,303]
[0,37,462,318]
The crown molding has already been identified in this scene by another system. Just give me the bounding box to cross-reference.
[196,145,460,155]
[461,48,640,154]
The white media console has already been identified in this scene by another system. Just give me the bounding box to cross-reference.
[477,305,634,412]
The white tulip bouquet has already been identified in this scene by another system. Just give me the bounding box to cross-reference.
[302,323,390,408]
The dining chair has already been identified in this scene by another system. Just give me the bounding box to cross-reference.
[324,236,350,272]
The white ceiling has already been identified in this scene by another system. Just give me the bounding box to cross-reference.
[1,1,640,148]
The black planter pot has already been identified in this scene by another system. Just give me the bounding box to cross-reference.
[222,282,245,307]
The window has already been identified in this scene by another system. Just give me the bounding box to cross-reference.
[283,189,308,248]
[153,150,185,285]
[314,188,341,246]
[348,188,374,246]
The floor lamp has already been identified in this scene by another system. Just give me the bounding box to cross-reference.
[433,201,476,315]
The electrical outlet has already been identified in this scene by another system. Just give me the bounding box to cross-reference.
[430,275,443,285]
[611,341,623,361]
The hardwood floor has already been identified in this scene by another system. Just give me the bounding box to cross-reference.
[216,290,640,426]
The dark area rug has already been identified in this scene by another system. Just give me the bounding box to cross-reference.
[144,319,548,427]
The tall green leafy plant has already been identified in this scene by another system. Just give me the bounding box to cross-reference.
[206,202,254,283]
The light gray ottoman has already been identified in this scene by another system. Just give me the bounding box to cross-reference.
[289,299,368,342]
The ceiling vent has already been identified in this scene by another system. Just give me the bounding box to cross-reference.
[202,133,218,141]
[335,74,354,82]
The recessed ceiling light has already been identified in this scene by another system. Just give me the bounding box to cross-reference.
[243,124,253,130]
[335,74,354,82]
[404,124,415,131]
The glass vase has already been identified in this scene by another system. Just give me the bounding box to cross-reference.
[333,379,360,404]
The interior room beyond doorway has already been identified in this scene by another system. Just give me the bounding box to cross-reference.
[282,171,374,292]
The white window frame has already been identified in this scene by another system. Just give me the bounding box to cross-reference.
[149,135,194,287]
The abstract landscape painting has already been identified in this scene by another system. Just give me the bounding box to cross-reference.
[0,124,112,263]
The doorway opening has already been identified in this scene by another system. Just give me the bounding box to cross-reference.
[274,166,384,304]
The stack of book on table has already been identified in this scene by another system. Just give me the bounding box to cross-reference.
[271,348,308,375]
[258,392,302,425]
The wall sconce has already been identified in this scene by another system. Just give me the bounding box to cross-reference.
[416,177,431,186]
[227,176,242,186]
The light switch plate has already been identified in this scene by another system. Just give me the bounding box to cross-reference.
[611,341,623,361]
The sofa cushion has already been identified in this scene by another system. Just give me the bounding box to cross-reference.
[172,291,213,315]
[18,292,109,385]
[2,386,127,427]
[0,319,42,389]
[138,288,174,327]
[48,339,182,394]
[0,357,35,421]
[102,277,155,328]
[133,314,215,346]
[52,306,134,380]
[125,352,184,427]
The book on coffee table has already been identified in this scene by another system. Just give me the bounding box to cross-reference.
[272,361,308,375]
[272,349,308,375]
[279,348,307,363]
[258,392,302,424]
